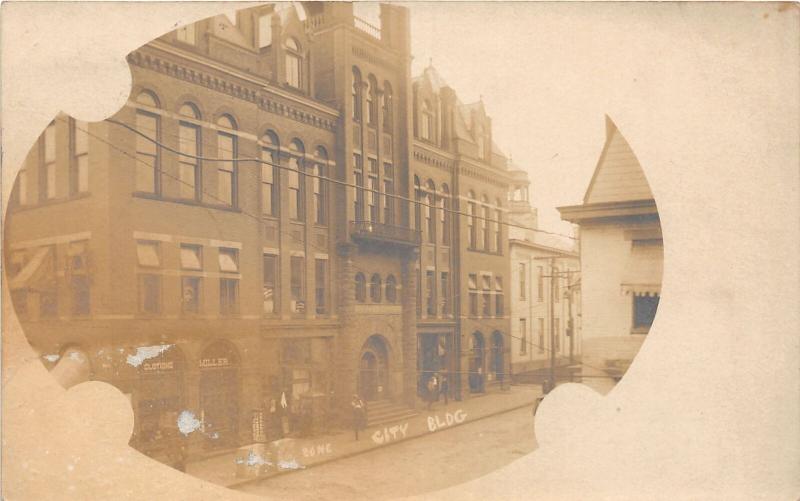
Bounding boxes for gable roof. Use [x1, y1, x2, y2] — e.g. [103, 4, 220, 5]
[583, 116, 654, 204]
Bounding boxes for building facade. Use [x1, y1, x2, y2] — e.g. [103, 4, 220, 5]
[558, 116, 662, 394]
[4, 2, 512, 460]
[507, 169, 581, 381]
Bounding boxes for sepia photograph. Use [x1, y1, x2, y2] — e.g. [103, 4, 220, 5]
[1, 2, 797, 500]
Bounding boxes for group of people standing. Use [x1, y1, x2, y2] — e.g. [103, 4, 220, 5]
[424, 373, 450, 410]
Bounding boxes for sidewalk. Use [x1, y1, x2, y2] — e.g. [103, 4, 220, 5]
[185, 384, 542, 489]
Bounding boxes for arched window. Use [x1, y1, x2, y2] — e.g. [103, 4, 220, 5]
[352, 67, 363, 121]
[178, 103, 201, 200]
[425, 180, 436, 242]
[260, 131, 280, 216]
[494, 199, 503, 253]
[413, 176, 422, 231]
[367, 75, 378, 126]
[481, 195, 490, 251]
[369, 273, 382, 302]
[382, 81, 393, 132]
[440, 184, 450, 245]
[382, 162, 395, 225]
[285, 37, 302, 89]
[135, 91, 161, 194]
[385, 275, 397, 303]
[421, 100, 433, 141]
[467, 191, 477, 249]
[355, 273, 366, 303]
[313, 146, 328, 225]
[288, 139, 305, 220]
[216, 114, 238, 207]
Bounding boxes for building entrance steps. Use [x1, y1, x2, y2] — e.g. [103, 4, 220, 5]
[365, 399, 418, 427]
[184, 384, 543, 489]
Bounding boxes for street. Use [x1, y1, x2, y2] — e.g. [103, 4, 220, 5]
[237, 406, 538, 500]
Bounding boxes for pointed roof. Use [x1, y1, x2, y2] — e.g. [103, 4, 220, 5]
[583, 116, 654, 204]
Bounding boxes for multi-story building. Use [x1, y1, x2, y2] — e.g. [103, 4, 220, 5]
[507, 169, 581, 382]
[558, 116, 662, 394]
[3, 2, 511, 460]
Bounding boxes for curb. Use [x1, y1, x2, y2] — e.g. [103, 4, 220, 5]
[227, 395, 538, 490]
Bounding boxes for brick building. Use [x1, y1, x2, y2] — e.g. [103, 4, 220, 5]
[4, 2, 511, 460]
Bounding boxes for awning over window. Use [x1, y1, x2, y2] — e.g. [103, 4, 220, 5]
[621, 243, 663, 296]
[137, 242, 160, 267]
[9, 247, 53, 290]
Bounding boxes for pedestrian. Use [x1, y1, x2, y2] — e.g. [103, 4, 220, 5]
[426, 374, 439, 410]
[351, 394, 367, 441]
[440, 374, 449, 406]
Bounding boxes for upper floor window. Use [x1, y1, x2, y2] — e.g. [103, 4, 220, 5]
[481, 196, 491, 251]
[216, 115, 237, 207]
[71, 119, 89, 195]
[440, 184, 450, 245]
[494, 201, 503, 253]
[135, 91, 161, 194]
[313, 147, 328, 225]
[413, 176, 422, 231]
[41, 121, 56, 201]
[421, 100, 433, 141]
[352, 67, 363, 121]
[288, 139, 305, 221]
[385, 274, 397, 303]
[258, 14, 272, 48]
[260, 131, 280, 217]
[382, 81, 393, 132]
[467, 191, 477, 249]
[367, 76, 378, 126]
[176, 23, 196, 45]
[353, 153, 364, 220]
[285, 37, 302, 89]
[178, 103, 201, 200]
[495, 276, 504, 317]
[519, 263, 527, 300]
[369, 273, 382, 302]
[355, 272, 366, 303]
[383, 163, 394, 225]
[633, 294, 660, 332]
[425, 180, 436, 243]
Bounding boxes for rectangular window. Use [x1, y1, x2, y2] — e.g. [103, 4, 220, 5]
[261, 148, 279, 216]
[481, 275, 492, 317]
[286, 53, 301, 88]
[554, 268, 560, 303]
[219, 278, 239, 315]
[315, 258, 328, 315]
[290, 256, 305, 312]
[72, 119, 89, 194]
[139, 274, 162, 314]
[176, 23, 196, 44]
[383, 163, 394, 225]
[135, 111, 159, 193]
[538, 318, 545, 353]
[354, 162, 364, 220]
[537, 266, 544, 302]
[181, 276, 201, 314]
[495, 276, 504, 317]
[468, 202, 477, 249]
[136, 241, 161, 268]
[633, 295, 660, 331]
[368, 175, 379, 223]
[468, 273, 478, 316]
[179, 122, 200, 199]
[43, 122, 56, 200]
[481, 206, 490, 251]
[440, 271, 450, 316]
[180, 244, 202, 270]
[495, 209, 502, 253]
[257, 15, 271, 48]
[313, 165, 326, 225]
[425, 270, 435, 317]
[263, 254, 278, 314]
[217, 132, 236, 207]
[519, 263, 527, 300]
[520, 318, 527, 355]
[218, 248, 239, 273]
[288, 157, 304, 220]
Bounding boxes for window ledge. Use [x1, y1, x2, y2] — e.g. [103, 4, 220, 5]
[133, 192, 241, 213]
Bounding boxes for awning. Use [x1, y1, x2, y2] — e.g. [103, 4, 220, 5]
[621, 243, 663, 296]
[8, 247, 52, 290]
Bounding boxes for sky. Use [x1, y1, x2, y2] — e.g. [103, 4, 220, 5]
[401, 2, 637, 236]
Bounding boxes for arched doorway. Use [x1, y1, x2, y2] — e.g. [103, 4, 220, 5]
[358, 335, 390, 401]
[135, 344, 184, 454]
[199, 341, 240, 449]
[491, 331, 505, 384]
[468, 332, 485, 393]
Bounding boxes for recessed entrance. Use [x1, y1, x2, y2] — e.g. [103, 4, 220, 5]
[199, 340, 240, 449]
[358, 335, 390, 401]
[468, 332, 485, 393]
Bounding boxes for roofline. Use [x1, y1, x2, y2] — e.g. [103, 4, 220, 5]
[558, 199, 658, 224]
[509, 238, 579, 257]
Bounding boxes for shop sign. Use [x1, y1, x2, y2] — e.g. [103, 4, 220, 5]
[200, 357, 230, 368]
[141, 360, 174, 372]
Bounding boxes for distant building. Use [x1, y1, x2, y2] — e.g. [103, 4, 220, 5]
[558, 116, 662, 394]
[508, 168, 580, 382]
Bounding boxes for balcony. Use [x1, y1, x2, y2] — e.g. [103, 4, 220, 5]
[350, 220, 420, 248]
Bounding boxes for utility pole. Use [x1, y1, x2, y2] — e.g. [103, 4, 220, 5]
[548, 257, 556, 393]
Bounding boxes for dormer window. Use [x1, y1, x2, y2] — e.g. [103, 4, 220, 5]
[421, 100, 433, 141]
[258, 14, 272, 48]
[285, 37, 302, 89]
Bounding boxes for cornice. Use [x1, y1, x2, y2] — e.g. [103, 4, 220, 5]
[129, 42, 339, 132]
[412, 147, 455, 173]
